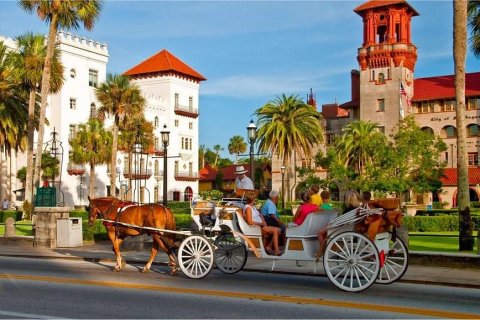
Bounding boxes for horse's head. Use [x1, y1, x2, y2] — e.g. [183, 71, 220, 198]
[87, 196, 118, 225]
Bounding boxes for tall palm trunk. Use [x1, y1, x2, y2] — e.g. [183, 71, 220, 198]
[25, 89, 36, 213]
[34, 13, 59, 190]
[109, 123, 118, 196]
[453, 0, 473, 250]
[88, 162, 96, 199]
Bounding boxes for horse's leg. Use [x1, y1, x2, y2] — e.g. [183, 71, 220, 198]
[156, 236, 178, 276]
[109, 231, 125, 272]
[141, 235, 159, 273]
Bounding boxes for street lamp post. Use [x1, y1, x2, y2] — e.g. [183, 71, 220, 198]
[247, 120, 257, 185]
[281, 165, 286, 212]
[161, 124, 170, 207]
[134, 139, 142, 203]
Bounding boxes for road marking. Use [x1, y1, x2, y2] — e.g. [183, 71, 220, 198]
[0, 310, 68, 319]
[1, 273, 478, 319]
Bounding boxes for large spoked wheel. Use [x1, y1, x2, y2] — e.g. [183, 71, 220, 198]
[178, 235, 214, 279]
[376, 236, 408, 284]
[324, 231, 380, 292]
[214, 235, 247, 274]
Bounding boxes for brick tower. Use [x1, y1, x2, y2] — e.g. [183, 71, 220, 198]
[354, 0, 418, 134]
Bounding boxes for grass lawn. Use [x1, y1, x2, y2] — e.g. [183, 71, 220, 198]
[409, 231, 478, 253]
[0, 221, 34, 236]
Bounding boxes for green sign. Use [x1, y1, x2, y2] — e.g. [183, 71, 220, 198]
[35, 187, 56, 207]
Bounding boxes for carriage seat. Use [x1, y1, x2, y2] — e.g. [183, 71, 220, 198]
[234, 210, 262, 236]
[286, 211, 338, 238]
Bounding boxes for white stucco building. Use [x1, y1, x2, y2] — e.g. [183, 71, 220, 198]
[1, 33, 204, 207]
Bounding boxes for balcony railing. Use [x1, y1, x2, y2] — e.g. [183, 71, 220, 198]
[174, 104, 199, 118]
[123, 168, 152, 180]
[174, 171, 198, 181]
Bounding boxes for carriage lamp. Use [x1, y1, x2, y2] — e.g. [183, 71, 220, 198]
[281, 165, 286, 212]
[161, 124, 170, 206]
[247, 120, 257, 183]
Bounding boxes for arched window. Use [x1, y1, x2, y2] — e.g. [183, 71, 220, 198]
[420, 127, 434, 135]
[441, 125, 457, 139]
[467, 124, 478, 137]
[90, 103, 96, 118]
[378, 73, 385, 84]
[184, 186, 193, 201]
[154, 116, 159, 128]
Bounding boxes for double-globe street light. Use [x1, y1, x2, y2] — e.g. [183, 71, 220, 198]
[247, 120, 257, 185]
[161, 124, 170, 207]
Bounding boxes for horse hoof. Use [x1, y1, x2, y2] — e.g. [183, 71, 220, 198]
[112, 267, 121, 272]
[140, 268, 149, 273]
[169, 269, 178, 276]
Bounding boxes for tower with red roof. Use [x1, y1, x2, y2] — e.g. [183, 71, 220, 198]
[354, 0, 418, 134]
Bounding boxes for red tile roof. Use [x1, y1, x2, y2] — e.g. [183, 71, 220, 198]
[413, 72, 480, 101]
[339, 99, 360, 109]
[354, 0, 419, 16]
[321, 104, 350, 119]
[199, 164, 217, 181]
[441, 167, 480, 186]
[124, 49, 206, 81]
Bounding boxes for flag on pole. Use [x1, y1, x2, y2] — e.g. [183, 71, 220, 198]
[400, 82, 412, 108]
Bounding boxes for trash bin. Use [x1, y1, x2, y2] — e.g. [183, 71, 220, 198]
[57, 217, 83, 247]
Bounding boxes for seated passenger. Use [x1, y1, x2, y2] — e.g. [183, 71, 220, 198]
[243, 195, 282, 256]
[320, 190, 334, 210]
[292, 190, 319, 226]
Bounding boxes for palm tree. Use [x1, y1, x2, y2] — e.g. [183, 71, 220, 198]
[468, 0, 480, 57]
[69, 118, 112, 199]
[18, 0, 103, 191]
[335, 120, 386, 176]
[255, 94, 323, 167]
[228, 135, 246, 164]
[454, 0, 473, 251]
[8, 32, 64, 206]
[212, 144, 223, 168]
[198, 144, 206, 169]
[117, 115, 154, 201]
[96, 73, 146, 196]
[0, 41, 28, 155]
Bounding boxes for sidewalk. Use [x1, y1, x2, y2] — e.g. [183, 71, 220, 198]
[0, 238, 479, 289]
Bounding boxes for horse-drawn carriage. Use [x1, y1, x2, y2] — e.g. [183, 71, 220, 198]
[88, 193, 408, 293]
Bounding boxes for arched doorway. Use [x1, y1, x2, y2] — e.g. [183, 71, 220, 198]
[184, 186, 193, 202]
[453, 188, 479, 207]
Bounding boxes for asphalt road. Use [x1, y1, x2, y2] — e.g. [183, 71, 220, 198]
[0, 256, 479, 319]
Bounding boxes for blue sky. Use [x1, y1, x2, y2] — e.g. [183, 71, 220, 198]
[1, 0, 478, 159]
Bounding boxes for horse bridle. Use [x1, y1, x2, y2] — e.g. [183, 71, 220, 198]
[88, 199, 119, 221]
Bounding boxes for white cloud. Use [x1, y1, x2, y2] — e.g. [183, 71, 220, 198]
[202, 67, 346, 98]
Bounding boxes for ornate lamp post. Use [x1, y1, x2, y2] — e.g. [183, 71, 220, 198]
[133, 135, 143, 203]
[281, 165, 286, 212]
[247, 120, 257, 184]
[161, 124, 170, 207]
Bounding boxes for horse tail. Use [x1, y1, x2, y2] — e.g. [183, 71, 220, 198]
[161, 206, 177, 247]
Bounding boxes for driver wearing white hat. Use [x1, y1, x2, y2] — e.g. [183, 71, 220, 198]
[234, 165, 254, 190]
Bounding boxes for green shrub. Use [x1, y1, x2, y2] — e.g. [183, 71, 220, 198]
[199, 190, 224, 200]
[167, 201, 191, 210]
[0, 210, 23, 222]
[174, 213, 191, 229]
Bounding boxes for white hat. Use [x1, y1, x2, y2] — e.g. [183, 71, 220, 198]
[235, 165, 248, 174]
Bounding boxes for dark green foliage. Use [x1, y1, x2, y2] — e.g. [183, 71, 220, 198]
[0, 210, 23, 223]
[404, 215, 480, 232]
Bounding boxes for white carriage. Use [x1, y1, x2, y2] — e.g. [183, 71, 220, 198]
[179, 195, 409, 292]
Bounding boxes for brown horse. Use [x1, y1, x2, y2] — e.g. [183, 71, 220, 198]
[88, 197, 178, 275]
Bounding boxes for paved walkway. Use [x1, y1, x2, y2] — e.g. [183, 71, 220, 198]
[0, 240, 479, 289]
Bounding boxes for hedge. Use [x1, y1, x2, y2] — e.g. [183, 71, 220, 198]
[0, 210, 23, 223]
[416, 209, 480, 216]
[404, 215, 480, 232]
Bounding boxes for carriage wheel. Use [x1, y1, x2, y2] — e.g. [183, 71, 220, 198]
[376, 236, 408, 284]
[214, 235, 247, 274]
[178, 235, 214, 279]
[323, 231, 380, 292]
